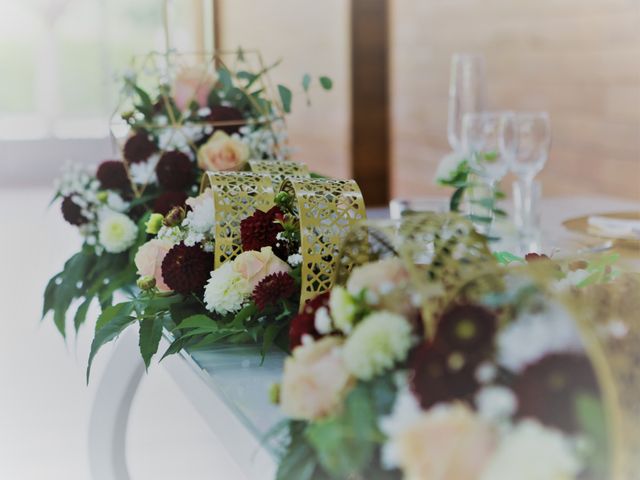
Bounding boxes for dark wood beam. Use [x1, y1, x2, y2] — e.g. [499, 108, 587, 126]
[350, 0, 390, 206]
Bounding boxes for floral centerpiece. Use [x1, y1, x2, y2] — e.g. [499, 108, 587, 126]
[43, 50, 332, 342]
[271, 213, 636, 480]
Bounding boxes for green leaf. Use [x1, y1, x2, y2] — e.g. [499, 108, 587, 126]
[260, 323, 283, 360]
[87, 302, 136, 382]
[217, 67, 233, 90]
[305, 383, 378, 477]
[174, 314, 217, 331]
[301, 74, 312, 92]
[277, 84, 293, 113]
[319, 76, 333, 90]
[139, 316, 164, 369]
[276, 423, 322, 480]
[42, 274, 61, 319]
[73, 297, 93, 332]
[467, 214, 493, 224]
[493, 251, 526, 265]
[450, 186, 466, 212]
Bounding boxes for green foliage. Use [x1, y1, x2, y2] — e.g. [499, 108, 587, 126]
[278, 84, 293, 113]
[319, 76, 333, 90]
[281, 375, 398, 479]
[43, 246, 137, 338]
[87, 301, 136, 381]
[576, 253, 620, 288]
[493, 251, 526, 265]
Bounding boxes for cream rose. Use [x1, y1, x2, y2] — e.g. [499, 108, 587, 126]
[134, 239, 174, 292]
[197, 130, 249, 172]
[280, 336, 354, 420]
[232, 246, 290, 290]
[172, 66, 216, 111]
[346, 258, 416, 317]
[394, 404, 497, 480]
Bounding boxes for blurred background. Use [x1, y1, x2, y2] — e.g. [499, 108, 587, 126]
[1, 0, 638, 201]
[0, 1, 638, 479]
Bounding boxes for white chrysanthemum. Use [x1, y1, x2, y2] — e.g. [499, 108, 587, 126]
[129, 154, 160, 185]
[435, 151, 465, 184]
[480, 420, 582, 480]
[98, 212, 138, 253]
[203, 262, 252, 315]
[343, 311, 413, 380]
[329, 286, 358, 334]
[498, 302, 584, 373]
[184, 188, 215, 233]
[475, 386, 517, 423]
[378, 379, 423, 469]
[314, 307, 333, 334]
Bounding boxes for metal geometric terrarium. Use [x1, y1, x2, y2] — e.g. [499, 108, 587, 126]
[110, 49, 291, 197]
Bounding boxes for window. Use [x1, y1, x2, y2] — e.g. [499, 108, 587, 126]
[0, 0, 211, 140]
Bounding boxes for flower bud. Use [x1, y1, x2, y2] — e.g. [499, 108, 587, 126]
[268, 383, 281, 405]
[137, 275, 156, 291]
[163, 206, 185, 227]
[274, 191, 293, 210]
[96, 191, 109, 203]
[145, 213, 164, 234]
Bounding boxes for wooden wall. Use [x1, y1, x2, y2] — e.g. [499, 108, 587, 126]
[217, 0, 351, 179]
[391, 0, 640, 201]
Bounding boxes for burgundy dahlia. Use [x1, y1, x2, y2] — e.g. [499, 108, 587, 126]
[289, 291, 331, 350]
[252, 272, 297, 311]
[153, 191, 188, 216]
[61, 195, 88, 226]
[434, 304, 497, 360]
[96, 160, 130, 192]
[240, 206, 286, 258]
[155, 150, 193, 190]
[123, 131, 158, 164]
[161, 243, 213, 294]
[204, 105, 245, 135]
[409, 341, 480, 410]
[514, 353, 599, 433]
[525, 252, 550, 262]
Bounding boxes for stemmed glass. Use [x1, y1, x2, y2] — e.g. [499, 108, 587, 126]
[447, 54, 488, 153]
[500, 112, 551, 235]
[461, 112, 511, 235]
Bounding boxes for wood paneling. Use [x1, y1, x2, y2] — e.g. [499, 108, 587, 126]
[391, 0, 640, 201]
[217, 0, 350, 180]
[351, 0, 390, 205]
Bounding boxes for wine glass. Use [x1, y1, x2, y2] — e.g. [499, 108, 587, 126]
[447, 54, 488, 153]
[500, 112, 551, 234]
[461, 112, 511, 235]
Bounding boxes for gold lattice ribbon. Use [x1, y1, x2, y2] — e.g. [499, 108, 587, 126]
[280, 177, 367, 308]
[201, 171, 275, 268]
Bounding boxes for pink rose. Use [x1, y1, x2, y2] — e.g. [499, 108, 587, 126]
[346, 258, 417, 318]
[395, 405, 497, 480]
[280, 337, 353, 420]
[232, 246, 290, 290]
[172, 66, 216, 111]
[134, 239, 174, 292]
[197, 131, 249, 172]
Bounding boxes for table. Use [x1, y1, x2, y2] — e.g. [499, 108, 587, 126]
[88, 195, 640, 480]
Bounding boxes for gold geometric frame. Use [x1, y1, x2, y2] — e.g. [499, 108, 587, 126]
[111, 49, 290, 198]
